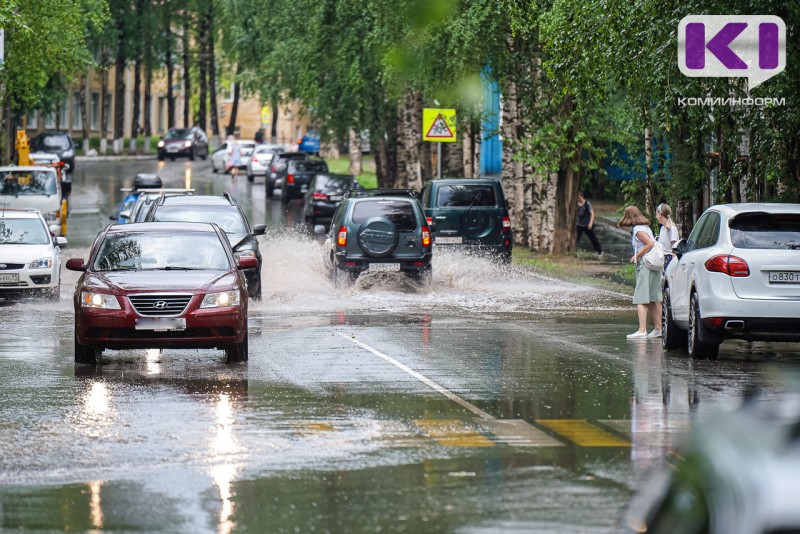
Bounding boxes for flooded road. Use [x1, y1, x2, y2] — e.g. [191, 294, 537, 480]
[2, 159, 800, 532]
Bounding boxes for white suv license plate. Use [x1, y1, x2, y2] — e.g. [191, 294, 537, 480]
[768, 271, 800, 284]
[436, 236, 463, 244]
[0, 274, 19, 283]
[369, 263, 400, 272]
[135, 318, 187, 331]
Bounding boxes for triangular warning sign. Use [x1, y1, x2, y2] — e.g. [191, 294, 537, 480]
[425, 114, 454, 139]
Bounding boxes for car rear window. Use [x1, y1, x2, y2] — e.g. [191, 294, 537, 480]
[0, 218, 50, 244]
[153, 205, 247, 234]
[436, 184, 497, 207]
[292, 161, 328, 173]
[164, 129, 192, 140]
[0, 170, 58, 196]
[352, 200, 418, 231]
[38, 135, 72, 150]
[316, 175, 353, 189]
[93, 231, 230, 271]
[730, 213, 800, 249]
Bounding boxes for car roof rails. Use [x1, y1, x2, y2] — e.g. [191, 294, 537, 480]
[344, 188, 419, 199]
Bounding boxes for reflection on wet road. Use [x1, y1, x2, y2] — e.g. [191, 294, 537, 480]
[1, 160, 800, 532]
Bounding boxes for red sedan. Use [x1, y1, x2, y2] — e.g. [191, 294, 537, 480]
[66, 222, 257, 364]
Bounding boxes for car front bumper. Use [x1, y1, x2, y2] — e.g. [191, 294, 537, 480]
[0, 265, 60, 291]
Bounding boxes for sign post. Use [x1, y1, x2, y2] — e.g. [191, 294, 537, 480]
[422, 108, 457, 178]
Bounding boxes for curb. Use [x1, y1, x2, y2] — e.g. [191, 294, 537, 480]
[76, 155, 158, 162]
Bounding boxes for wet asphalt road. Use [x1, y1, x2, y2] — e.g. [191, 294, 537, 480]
[2, 158, 800, 533]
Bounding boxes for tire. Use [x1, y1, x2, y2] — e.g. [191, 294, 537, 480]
[247, 173, 255, 183]
[249, 276, 262, 301]
[157, 154, 165, 161]
[225, 325, 248, 363]
[74, 332, 99, 365]
[189, 147, 196, 161]
[200, 149, 208, 161]
[169, 156, 175, 161]
[412, 266, 433, 285]
[211, 160, 217, 173]
[662, 286, 685, 351]
[266, 182, 274, 198]
[688, 292, 720, 360]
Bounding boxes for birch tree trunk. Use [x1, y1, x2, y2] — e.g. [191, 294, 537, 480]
[501, 78, 524, 243]
[79, 74, 90, 155]
[113, 17, 126, 154]
[394, 90, 422, 189]
[197, 14, 208, 133]
[129, 58, 141, 154]
[348, 129, 362, 176]
[443, 138, 463, 177]
[182, 16, 191, 127]
[644, 125, 655, 216]
[207, 8, 220, 146]
[100, 66, 108, 154]
[143, 63, 152, 154]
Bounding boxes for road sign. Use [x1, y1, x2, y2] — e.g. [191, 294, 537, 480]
[423, 108, 456, 142]
[261, 105, 271, 124]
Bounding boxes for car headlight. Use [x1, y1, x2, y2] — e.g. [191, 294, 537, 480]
[157, 140, 165, 148]
[63, 149, 75, 158]
[184, 141, 192, 148]
[81, 291, 121, 309]
[29, 257, 53, 269]
[201, 291, 241, 308]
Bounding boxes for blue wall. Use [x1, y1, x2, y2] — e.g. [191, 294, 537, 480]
[480, 69, 502, 176]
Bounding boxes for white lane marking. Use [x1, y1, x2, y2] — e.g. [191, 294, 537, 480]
[339, 333, 495, 420]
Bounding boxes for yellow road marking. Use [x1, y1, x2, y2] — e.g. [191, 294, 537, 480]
[480, 419, 564, 447]
[414, 420, 495, 447]
[536, 419, 630, 447]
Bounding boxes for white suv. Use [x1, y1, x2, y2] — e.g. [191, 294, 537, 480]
[662, 203, 800, 359]
[0, 166, 63, 235]
[0, 209, 67, 299]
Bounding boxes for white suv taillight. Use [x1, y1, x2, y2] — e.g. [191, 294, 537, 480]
[705, 255, 750, 277]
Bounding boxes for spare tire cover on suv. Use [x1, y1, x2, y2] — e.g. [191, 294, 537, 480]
[357, 217, 399, 257]
[460, 211, 495, 239]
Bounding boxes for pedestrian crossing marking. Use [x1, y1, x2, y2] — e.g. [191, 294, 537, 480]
[414, 420, 495, 447]
[536, 419, 630, 447]
[480, 419, 565, 447]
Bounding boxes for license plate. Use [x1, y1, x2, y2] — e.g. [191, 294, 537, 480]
[768, 271, 800, 284]
[369, 263, 400, 272]
[329, 195, 343, 201]
[135, 318, 187, 331]
[0, 273, 19, 283]
[167, 146, 179, 152]
[436, 236, 463, 244]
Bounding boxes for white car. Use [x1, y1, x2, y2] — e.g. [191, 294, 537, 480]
[246, 144, 285, 183]
[0, 166, 63, 235]
[210, 140, 257, 173]
[662, 203, 800, 359]
[0, 209, 67, 299]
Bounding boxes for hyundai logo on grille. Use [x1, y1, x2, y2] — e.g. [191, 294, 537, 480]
[153, 301, 168, 310]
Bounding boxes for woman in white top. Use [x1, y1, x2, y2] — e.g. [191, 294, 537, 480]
[618, 205, 662, 340]
[656, 203, 679, 272]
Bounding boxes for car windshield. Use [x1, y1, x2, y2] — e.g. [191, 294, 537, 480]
[0, 170, 58, 196]
[293, 161, 328, 173]
[152, 205, 247, 234]
[730, 213, 800, 249]
[436, 184, 497, 208]
[352, 200, 418, 231]
[0, 218, 50, 244]
[164, 129, 192, 140]
[93, 231, 230, 271]
[37, 135, 71, 150]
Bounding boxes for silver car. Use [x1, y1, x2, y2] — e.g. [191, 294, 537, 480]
[246, 144, 285, 183]
[662, 203, 800, 359]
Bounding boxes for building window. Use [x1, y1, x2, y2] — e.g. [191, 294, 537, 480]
[72, 92, 82, 130]
[103, 93, 111, 133]
[90, 92, 100, 131]
[27, 111, 38, 129]
[44, 110, 55, 129]
[58, 97, 68, 130]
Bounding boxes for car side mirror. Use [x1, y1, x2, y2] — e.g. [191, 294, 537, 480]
[237, 256, 259, 269]
[673, 239, 687, 259]
[252, 224, 267, 236]
[65, 258, 86, 271]
[55, 237, 68, 246]
[313, 225, 326, 235]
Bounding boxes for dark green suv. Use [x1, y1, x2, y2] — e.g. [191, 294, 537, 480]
[419, 178, 512, 262]
[317, 192, 433, 285]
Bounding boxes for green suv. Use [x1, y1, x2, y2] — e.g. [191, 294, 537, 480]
[419, 178, 512, 262]
[317, 192, 433, 285]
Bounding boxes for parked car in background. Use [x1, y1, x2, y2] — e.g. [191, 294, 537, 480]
[0, 166, 63, 235]
[266, 152, 309, 198]
[623, 391, 800, 534]
[110, 173, 163, 224]
[145, 193, 266, 300]
[276, 158, 329, 205]
[317, 192, 433, 286]
[419, 178, 512, 263]
[66, 222, 254, 364]
[157, 127, 209, 161]
[661, 203, 800, 359]
[302, 174, 361, 227]
[128, 188, 194, 223]
[30, 131, 76, 172]
[210, 140, 257, 173]
[246, 144, 284, 183]
[297, 131, 320, 155]
[0, 209, 67, 299]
